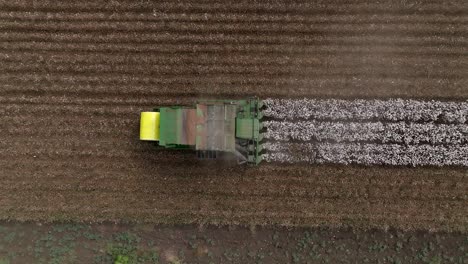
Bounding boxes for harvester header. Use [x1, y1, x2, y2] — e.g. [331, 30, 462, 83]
[140, 98, 264, 164]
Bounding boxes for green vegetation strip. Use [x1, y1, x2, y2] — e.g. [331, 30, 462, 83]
[0, 222, 466, 264]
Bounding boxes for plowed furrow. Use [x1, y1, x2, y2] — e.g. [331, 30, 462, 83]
[1, 190, 465, 229]
[0, 178, 465, 202]
[1, 190, 465, 218]
[2, 20, 468, 36]
[3, 31, 468, 44]
[1, 73, 466, 90]
[0, 103, 142, 116]
[0, 93, 197, 106]
[3, 51, 468, 67]
[5, 208, 462, 231]
[2, 81, 468, 99]
[1, 42, 466, 55]
[2, 64, 467, 79]
[1, 11, 468, 24]
[0, 159, 464, 189]
[0, 1, 466, 14]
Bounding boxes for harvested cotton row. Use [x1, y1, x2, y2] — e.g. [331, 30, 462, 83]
[263, 120, 468, 145]
[263, 142, 468, 166]
[264, 98, 468, 124]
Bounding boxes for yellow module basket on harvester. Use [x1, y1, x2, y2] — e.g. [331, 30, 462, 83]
[139, 112, 160, 141]
[139, 98, 264, 164]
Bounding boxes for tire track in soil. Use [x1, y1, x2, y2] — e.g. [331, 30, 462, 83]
[0, 177, 465, 203]
[1, 190, 466, 230]
[1, 0, 467, 231]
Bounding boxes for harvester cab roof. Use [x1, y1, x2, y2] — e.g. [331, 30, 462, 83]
[139, 98, 264, 165]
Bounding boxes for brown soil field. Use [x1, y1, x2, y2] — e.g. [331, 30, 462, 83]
[0, 0, 467, 232]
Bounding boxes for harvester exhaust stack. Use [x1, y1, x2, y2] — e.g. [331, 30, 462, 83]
[139, 98, 264, 165]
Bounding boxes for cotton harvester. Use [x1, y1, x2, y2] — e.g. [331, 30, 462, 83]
[139, 98, 264, 164]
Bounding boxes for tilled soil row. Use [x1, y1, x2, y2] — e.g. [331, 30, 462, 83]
[4, 61, 468, 78]
[3, 52, 468, 67]
[1, 188, 466, 231]
[0, 175, 465, 202]
[1, 1, 467, 13]
[2, 11, 468, 23]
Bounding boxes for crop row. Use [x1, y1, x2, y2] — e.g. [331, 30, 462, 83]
[264, 142, 468, 166]
[264, 98, 468, 123]
[264, 120, 467, 144]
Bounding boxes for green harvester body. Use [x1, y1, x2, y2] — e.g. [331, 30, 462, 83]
[140, 98, 264, 164]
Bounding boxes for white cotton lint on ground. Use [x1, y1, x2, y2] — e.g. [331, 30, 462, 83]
[263, 98, 468, 166]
